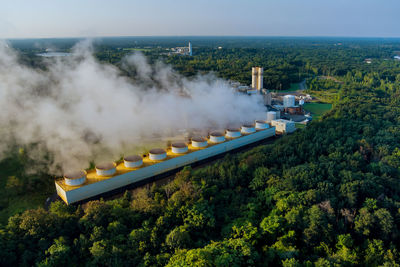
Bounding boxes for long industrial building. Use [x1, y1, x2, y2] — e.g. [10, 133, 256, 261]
[56, 123, 276, 204]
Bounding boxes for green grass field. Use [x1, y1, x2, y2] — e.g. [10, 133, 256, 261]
[306, 90, 338, 103]
[273, 83, 300, 93]
[303, 102, 332, 120]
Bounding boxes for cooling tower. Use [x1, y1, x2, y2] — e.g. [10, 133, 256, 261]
[191, 137, 208, 148]
[149, 148, 167, 160]
[171, 142, 189, 154]
[96, 162, 117, 176]
[241, 123, 256, 134]
[64, 171, 87, 186]
[255, 120, 269, 130]
[123, 155, 143, 168]
[226, 128, 241, 138]
[209, 131, 225, 143]
[55, 126, 277, 204]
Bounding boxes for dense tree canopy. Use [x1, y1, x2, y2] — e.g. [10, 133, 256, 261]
[1, 37, 400, 266]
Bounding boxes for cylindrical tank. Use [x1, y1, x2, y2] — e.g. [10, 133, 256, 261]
[96, 162, 117, 176]
[283, 95, 295, 108]
[255, 120, 269, 130]
[149, 148, 167, 160]
[241, 124, 256, 134]
[123, 155, 143, 168]
[64, 170, 86, 186]
[226, 128, 241, 138]
[209, 131, 225, 143]
[191, 137, 208, 148]
[267, 111, 277, 122]
[171, 142, 188, 154]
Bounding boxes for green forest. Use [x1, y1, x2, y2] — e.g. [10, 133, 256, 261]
[1, 37, 400, 266]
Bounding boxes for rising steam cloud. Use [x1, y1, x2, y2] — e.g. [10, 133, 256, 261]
[0, 40, 266, 174]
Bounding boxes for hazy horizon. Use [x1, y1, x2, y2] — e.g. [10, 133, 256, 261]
[1, 0, 399, 39]
[6, 35, 400, 41]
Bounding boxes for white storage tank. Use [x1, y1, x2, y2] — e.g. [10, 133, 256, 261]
[241, 124, 256, 134]
[255, 120, 269, 130]
[64, 171, 87, 186]
[191, 137, 208, 148]
[226, 128, 241, 138]
[96, 162, 117, 176]
[123, 155, 143, 168]
[283, 95, 295, 108]
[171, 142, 189, 154]
[149, 148, 167, 160]
[209, 131, 225, 143]
[266, 111, 277, 122]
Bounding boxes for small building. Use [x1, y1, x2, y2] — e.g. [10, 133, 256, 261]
[273, 104, 285, 111]
[271, 119, 296, 133]
[285, 105, 303, 115]
[262, 89, 272, 105]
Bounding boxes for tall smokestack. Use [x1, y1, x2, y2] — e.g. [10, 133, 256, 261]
[188, 42, 192, 56]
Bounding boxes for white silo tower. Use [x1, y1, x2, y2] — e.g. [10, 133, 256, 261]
[188, 42, 192, 56]
[251, 67, 263, 90]
[252, 67, 257, 89]
[257, 67, 263, 90]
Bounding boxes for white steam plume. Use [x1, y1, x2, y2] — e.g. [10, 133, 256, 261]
[0, 40, 266, 175]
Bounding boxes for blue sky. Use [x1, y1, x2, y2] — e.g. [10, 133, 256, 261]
[1, 0, 399, 38]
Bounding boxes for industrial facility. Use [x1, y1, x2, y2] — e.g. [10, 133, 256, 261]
[54, 64, 308, 205]
[56, 122, 277, 204]
[231, 67, 312, 123]
[169, 42, 192, 56]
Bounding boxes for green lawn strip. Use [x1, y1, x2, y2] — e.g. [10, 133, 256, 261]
[303, 102, 332, 120]
[272, 83, 300, 93]
[295, 123, 306, 129]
